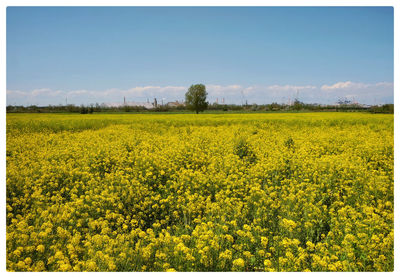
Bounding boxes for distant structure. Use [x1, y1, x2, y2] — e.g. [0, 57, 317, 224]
[102, 98, 184, 109]
[337, 97, 352, 105]
[103, 100, 154, 109]
[166, 100, 184, 108]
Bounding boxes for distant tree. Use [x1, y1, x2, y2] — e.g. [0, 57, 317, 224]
[185, 84, 208, 114]
[66, 104, 77, 113]
[80, 105, 88, 114]
[95, 103, 101, 112]
[293, 98, 304, 111]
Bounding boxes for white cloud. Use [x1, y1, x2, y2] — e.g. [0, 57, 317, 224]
[6, 86, 188, 106]
[267, 85, 317, 91]
[32, 88, 62, 97]
[318, 81, 393, 104]
[66, 90, 91, 96]
[6, 81, 393, 106]
[206, 84, 243, 95]
[7, 90, 27, 96]
[321, 81, 368, 90]
[320, 81, 393, 91]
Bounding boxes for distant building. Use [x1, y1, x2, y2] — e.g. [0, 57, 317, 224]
[166, 101, 184, 108]
[102, 101, 155, 109]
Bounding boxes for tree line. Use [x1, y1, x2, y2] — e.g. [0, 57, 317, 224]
[6, 102, 394, 114]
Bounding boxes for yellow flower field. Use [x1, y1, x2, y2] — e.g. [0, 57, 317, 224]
[6, 112, 393, 271]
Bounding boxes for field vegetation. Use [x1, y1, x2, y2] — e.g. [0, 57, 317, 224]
[6, 102, 394, 114]
[6, 112, 393, 271]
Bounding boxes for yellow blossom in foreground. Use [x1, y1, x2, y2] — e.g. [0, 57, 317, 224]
[6, 113, 393, 272]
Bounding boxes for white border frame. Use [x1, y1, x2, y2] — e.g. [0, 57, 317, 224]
[1, 1, 398, 277]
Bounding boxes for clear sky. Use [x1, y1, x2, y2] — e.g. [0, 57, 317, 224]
[7, 6, 394, 105]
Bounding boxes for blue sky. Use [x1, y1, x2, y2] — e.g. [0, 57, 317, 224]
[7, 7, 394, 105]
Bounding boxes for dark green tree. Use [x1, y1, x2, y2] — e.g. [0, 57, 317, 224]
[292, 98, 304, 111]
[185, 84, 208, 114]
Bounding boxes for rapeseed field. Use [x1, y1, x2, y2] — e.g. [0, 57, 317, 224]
[6, 112, 393, 271]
